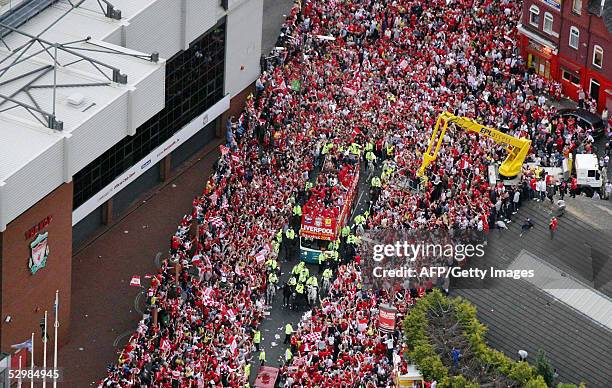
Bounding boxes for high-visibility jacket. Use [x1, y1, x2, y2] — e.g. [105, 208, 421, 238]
[318, 252, 327, 265]
[341, 225, 351, 237]
[286, 229, 295, 240]
[386, 145, 394, 156]
[306, 276, 318, 287]
[365, 142, 374, 152]
[305, 181, 314, 191]
[298, 271, 308, 283]
[371, 177, 382, 188]
[292, 204, 302, 216]
[259, 350, 266, 362]
[288, 277, 297, 286]
[266, 259, 277, 269]
[253, 331, 261, 344]
[354, 214, 366, 225]
[366, 151, 376, 161]
[330, 251, 339, 262]
[323, 268, 333, 279]
[269, 273, 278, 284]
[276, 230, 283, 242]
[285, 323, 293, 335]
[285, 348, 293, 362]
[296, 283, 304, 294]
[291, 264, 301, 275]
[272, 241, 280, 253]
[328, 240, 339, 250]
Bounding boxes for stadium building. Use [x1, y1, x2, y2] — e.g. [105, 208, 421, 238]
[0, 0, 263, 354]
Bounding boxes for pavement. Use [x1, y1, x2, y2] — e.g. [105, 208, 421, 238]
[262, 0, 294, 56]
[60, 140, 223, 386]
[452, 196, 612, 387]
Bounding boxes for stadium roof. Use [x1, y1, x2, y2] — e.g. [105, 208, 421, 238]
[0, 0, 166, 230]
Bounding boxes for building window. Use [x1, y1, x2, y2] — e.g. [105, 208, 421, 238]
[592, 45, 603, 68]
[561, 69, 580, 85]
[543, 13, 554, 35]
[529, 5, 540, 27]
[72, 21, 227, 209]
[572, 0, 582, 14]
[569, 27, 579, 49]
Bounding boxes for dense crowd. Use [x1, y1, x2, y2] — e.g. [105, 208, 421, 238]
[280, 263, 413, 388]
[101, 0, 609, 386]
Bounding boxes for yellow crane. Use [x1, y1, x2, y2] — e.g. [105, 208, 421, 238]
[418, 111, 531, 178]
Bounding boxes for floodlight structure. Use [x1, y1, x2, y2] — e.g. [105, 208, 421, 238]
[0, 0, 158, 130]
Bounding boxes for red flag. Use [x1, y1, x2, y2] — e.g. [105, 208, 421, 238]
[130, 276, 141, 287]
[219, 145, 230, 155]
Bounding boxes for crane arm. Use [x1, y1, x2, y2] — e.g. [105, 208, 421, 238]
[418, 111, 531, 178]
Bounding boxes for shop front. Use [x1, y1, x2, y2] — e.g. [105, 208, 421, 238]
[526, 39, 558, 79]
[517, 24, 558, 80]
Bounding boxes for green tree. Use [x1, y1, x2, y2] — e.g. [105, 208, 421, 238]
[508, 360, 536, 384]
[556, 384, 578, 388]
[525, 376, 549, 388]
[535, 350, 555, 387]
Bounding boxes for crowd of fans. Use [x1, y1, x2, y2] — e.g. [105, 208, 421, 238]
[280, 263, 414, 387]
[101, 0, 609, 386]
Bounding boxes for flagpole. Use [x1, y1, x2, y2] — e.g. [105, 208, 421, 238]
[30, 332, 34, 388]
[53, 290, 59, 388]
[17, 354, 22, 388]
[43, 310, 48, 388]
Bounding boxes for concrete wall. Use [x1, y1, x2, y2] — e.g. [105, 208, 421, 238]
[224, 0, 263, 98]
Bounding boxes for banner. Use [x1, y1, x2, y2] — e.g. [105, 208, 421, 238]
[378, 304, 398, 332]
[73, 95, 230, 225]
[540, 0, 560, 11]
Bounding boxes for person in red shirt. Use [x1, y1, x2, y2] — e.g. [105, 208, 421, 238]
[549, 217, 558, 239]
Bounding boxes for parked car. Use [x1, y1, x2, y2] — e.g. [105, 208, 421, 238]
[557, 108, 606, 138]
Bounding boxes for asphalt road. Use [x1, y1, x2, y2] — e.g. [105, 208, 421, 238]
[262, 0, 294, 56]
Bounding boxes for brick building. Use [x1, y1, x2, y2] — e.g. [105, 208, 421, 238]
[518, 0, 612, 112]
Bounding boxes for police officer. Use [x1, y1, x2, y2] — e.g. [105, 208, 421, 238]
[366, 149, 376, 171]
[265, 257, 278, 273]
[284, 323, 293, 344]
[287, 276, 297, 287]
[295, 282, 304, 309]
[298, 267, 309, 284]
[284, 227, 296, 260]
[259, 349, 266, 366]
[371, 175, 382, 204]
[322, 267, 333, 282]
[341, 225, 351, 239]
[268, 272, 278, 285]
[285, 348, 293, 364]
[318, 250, 327, 273]
[385, 143, 394, 160]
[353, 213, 366, 228]
[306, 275, 318, 288]
[371, 176, 382, 188]
[253, 329, 261, 351]
[292, 202, 302, 228]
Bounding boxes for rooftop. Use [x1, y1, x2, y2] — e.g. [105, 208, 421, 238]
[0, 0, 166, 230]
